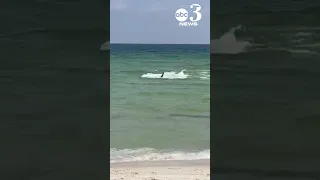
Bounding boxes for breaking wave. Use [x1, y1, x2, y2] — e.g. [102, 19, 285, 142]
[100, 41, 109, 51]
[211, 25, 252, 54]
[211, 25, 320, 56]
[110, 148, 210, 163]
[141, 69, 189, 79]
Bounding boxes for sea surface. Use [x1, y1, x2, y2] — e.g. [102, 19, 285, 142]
[211, 23, 320, 178]
[2, 0, 320, 178]
[109, 44, 210, 163]
[210, 1, 320, 179]
[0, 30, 109, 178]
[0, 0, 110, 178]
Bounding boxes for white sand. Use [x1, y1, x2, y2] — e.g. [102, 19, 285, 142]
[110, 160, 210, 180]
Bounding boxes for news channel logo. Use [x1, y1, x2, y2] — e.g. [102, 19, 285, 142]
[175, 4, 202, 27]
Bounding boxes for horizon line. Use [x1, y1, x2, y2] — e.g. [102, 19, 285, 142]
[110, 43, 210, 45]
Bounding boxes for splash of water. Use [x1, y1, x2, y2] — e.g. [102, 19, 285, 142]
[211, 25, 252, 54]
[110, 148, 210, 163]
[141, 70, 189, 79]
[100, 41, 109, 51]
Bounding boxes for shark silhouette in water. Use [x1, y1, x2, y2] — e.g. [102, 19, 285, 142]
[161, 72, 164, 77]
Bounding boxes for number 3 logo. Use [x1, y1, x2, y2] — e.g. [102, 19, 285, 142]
[189, 4, 202, 22]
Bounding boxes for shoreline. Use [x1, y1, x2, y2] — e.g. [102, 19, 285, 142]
[111, 159, 210, 167]
[110, 159, 210, 180]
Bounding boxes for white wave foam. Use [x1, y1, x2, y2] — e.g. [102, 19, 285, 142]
[295, 43, 320, 48]
[100, 41, 109, 51]
[211, 26, 320, 55]
[291, 38, 305, 43]
[110, 148, 210, 163]
[287, 49, 320, 55]
[199, 71, 210, 80]
[211, 25, 252, 54]
[141, 70, 188, 79]
[295, 32, 312, 37]
[253, 47, 320, 55]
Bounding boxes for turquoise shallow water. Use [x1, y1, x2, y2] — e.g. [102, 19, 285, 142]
[110, 44, 210, 162]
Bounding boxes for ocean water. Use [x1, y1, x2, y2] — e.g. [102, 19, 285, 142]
[0, 29, 109, 179]
[210, 3, 320, 179]
[109, 44, 210, 163]
[211, 23, 320, 177]
[1, 0, 110, 178]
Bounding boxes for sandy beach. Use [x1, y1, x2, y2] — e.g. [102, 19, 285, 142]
[110, 160, 210, 180]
